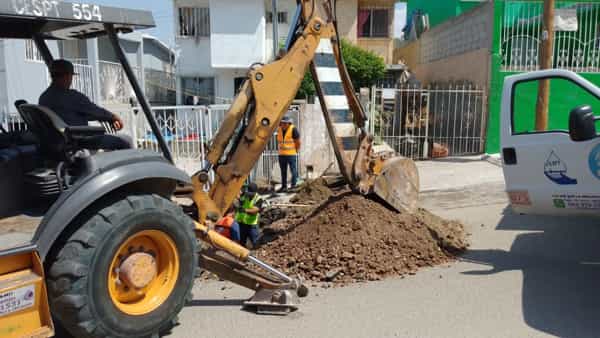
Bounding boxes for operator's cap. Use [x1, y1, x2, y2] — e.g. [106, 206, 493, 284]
[281, 116, 293, 124]
[50, 59, 78, 76]
[246, 183, 258, 193]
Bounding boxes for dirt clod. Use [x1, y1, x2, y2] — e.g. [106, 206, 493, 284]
[257, 179, 468, 285]
[290, 178, 333, 205]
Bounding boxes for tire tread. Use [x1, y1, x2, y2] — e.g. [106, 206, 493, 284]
[46, 194, 198, 338]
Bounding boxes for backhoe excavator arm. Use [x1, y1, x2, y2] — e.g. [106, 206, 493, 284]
[184, 0, 419, 314]
[192, 0, 419, 221]
[193, 0, 329, 220]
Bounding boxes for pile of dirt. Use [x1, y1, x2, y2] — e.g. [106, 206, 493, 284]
[257, 193, 468, 284]
[290, 178, 334, 205]
[260, 178, 335, 228]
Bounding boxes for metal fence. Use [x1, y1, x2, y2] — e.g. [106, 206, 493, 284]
[501, 1, 600, 72]
[370, 84, 487, 160]
[2, 102, 300, 183]
[24, 40, 44, 62]
[72, 63, 97, 102]
[144, 69, 177, 105]
[250, 104, 301, 184]
[122, 104, 300, 182]
[99, 61, 140, 104]
[0, 110, 26, 133]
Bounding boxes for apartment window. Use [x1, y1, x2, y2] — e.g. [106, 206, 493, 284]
[266, 11, 288, 24]
[178, 7, 210, 38]
[25, 40, 43, 62]
[181, 77, 215, 105]
[358, 8, 389, 38]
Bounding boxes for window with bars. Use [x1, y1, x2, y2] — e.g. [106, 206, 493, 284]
[25, 40, 44, 62]
[266, 11, 288, 24]
[178, 7, 210, 38]
[181, 77, 215, 105]
[358, 8, 390, 38]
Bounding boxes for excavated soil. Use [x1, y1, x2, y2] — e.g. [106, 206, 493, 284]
[260, 178, 337, 228]
[290, 178, 334, 205]
[257, 179, 468, 285]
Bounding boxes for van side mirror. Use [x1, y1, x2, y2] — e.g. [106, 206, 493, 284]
[569, 105, 597, 142]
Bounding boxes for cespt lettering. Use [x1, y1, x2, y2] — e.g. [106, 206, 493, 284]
[12, 0, 60, 17]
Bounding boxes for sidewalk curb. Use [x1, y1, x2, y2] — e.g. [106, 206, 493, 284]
[480, 154, 503, 167]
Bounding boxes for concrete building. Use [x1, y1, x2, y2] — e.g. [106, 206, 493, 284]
[173, 0, 398, 103]
[0, 33, 175, 118]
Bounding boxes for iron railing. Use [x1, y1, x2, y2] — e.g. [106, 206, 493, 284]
[120, 104, 301, 182]
[24, 40, 44, 62]
[72, 63, 96, 102]
[370, 83, 487, 159]
[501, 1, 600, 72]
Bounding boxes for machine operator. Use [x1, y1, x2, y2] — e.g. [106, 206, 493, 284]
[39, 59, 132, 150]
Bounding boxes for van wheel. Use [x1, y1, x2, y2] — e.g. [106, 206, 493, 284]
[46, 194, 198, 338]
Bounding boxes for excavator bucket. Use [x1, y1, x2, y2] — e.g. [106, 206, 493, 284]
[373, 156, 420, 213]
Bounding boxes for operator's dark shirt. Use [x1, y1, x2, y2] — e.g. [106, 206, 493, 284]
[39, 84, 113, 126]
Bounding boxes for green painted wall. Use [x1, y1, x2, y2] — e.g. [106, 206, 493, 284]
[405, 0, 486, 28]
[486, 0, 600, 154]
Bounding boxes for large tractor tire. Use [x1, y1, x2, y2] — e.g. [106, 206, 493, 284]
[46, 194, 198, 338]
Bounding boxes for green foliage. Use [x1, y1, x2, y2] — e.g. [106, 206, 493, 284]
[295, 39, 386, 99]
[340, 39, 386, 89]
[297, 71, 316, 99]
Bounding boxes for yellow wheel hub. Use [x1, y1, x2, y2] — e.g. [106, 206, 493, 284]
[108, 230, 180, 316]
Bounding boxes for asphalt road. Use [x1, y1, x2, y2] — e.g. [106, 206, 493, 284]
[172, 183, 600, 338]
[3, 158, 598, 338]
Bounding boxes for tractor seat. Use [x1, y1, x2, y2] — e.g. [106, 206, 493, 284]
[15, 103, 105, 161]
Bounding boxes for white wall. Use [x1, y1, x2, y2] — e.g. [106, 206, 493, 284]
[176, 38, 213, 76]
[264, 0, 297, 59]
[209, 0, 266, 68]
[1, 40, 60, 111]
[215, 68, 248, 99]
[143, 41, 173, 72]
[174, 0, 213, 77]
[174, 0, 276, 101]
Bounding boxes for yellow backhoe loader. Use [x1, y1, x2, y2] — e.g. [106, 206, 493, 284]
[0, 1, 418, 337]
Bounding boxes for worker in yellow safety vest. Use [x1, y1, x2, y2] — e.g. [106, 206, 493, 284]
[234, 183, 269, 248]
[276, 116, 301, 192]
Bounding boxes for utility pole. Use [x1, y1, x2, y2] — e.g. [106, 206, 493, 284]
[272, 0, 279, 59]
[535, 0, 555, 131]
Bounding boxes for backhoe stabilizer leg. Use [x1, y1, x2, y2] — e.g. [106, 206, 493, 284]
[195, 218, 308, 314]
[199, 250, 308, 315]
[244, 288, 300, 315]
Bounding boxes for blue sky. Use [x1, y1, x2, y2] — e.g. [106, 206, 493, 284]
[64, 0, 175, 44]
[73, 1, 407, 45]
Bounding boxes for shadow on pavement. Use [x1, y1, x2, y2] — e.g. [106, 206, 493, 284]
[186, 299, 245, 307]
[462, 207, 600, 338]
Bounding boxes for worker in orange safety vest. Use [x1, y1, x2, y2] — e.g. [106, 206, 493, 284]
[215, 209, 240, 242]
[276, 115, 300, 192]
